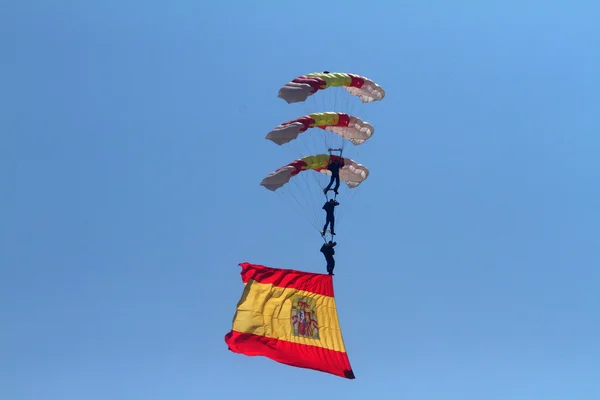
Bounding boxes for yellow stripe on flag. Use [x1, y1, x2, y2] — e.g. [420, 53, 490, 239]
[232, 280, 346, 353]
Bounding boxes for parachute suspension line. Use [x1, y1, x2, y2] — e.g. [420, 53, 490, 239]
[334, 180, 361, 233]
[280, 181, 307, 222]
[276, 188, 320, 235]
[316, 94, 331, 151]
[286, 175, 320, 233]
[306, 169, 330, 232]
[276, 157, 318, 231]
[275, 189, 301, 224]
[297, 172, 320, 231]
[321, 126, 330, 153]
[302, 95, 331, 157]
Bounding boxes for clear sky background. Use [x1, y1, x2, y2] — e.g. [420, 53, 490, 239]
[2, 1, 600, 399]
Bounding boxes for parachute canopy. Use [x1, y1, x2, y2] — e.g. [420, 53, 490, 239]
[266, 112, 374, 146]
[260, 154, 369, 191]
[278, 72, 385, 104]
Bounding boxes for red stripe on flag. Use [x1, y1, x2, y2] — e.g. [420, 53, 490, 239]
[238, 262, 334, 297]
[225, 330, 355, 379]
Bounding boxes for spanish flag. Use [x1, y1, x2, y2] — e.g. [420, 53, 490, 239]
[224, 262, 355, 379]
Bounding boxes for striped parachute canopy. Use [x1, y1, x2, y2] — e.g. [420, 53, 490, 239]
[278, 72, 385, 104]
[266, 112, 374, 146]
[260, 154, 369, 192]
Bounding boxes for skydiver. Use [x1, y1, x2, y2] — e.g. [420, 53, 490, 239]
[323, 155, 345, 196]
[320, 241, 337, 275]
[322, 198, 339, 236]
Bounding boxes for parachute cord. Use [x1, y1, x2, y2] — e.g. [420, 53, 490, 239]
[277, 188, 309, 229]
[304, 178, 322, 231]
[283, 174, 322, 234]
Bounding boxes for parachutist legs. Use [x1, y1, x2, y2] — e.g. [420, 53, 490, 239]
[323, 177, 341, 195]
[320, 241, 336, 276]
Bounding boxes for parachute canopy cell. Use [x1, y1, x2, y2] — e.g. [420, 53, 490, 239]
[278, 72, 385, 104]
[260, 154, 369, 191]
[266, 112, 374, 146]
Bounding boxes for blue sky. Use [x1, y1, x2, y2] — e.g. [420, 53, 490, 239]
[2, 1, 600, 399]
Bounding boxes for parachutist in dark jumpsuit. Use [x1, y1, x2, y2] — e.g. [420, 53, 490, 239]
[322, 199, 339, 236]
[323, 157, 345, 195]
[320, 241, 337, 275]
